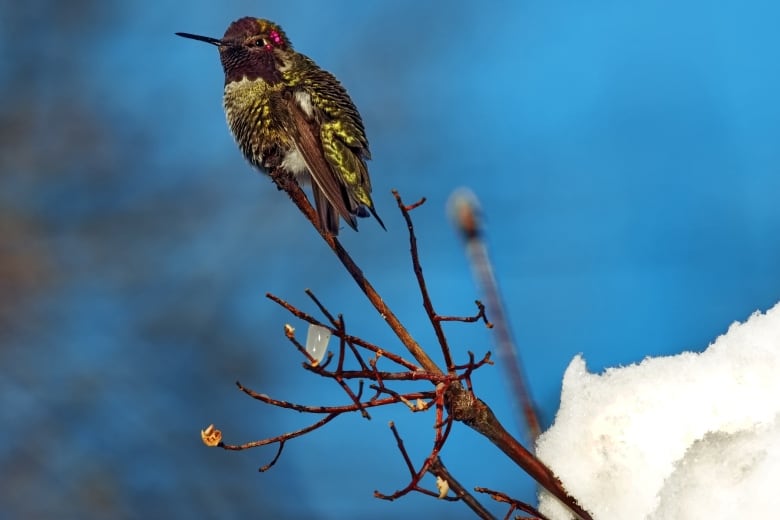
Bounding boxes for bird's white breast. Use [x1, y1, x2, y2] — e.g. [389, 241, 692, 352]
[281, 147, 310, 178]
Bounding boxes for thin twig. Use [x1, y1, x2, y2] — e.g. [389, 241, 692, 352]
[475, 486, 552, 520]
[374, 417, 456, 501]
[428, 457, 496, 520]
[305, 288, 337, 325]
[437, 300, 494, 327]
[236, 380, 432, 413]
[221, 412, 339, 466]
[395, 193, 456, 372]
[267, 292, 420, 371]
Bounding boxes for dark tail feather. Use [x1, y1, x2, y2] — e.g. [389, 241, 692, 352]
[312, 184, 384, 234]
[353, 202, 386, 231]
[366, 204, 386, 231]
[312, 184, 353, 235]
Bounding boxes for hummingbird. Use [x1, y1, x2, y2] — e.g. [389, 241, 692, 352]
[176, 17, 384, 235]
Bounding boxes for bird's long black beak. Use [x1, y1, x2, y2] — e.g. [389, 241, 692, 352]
[175, 32, 223, 46]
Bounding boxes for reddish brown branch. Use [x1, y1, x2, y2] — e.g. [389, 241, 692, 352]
[375, 385, 456, 502]
[369, 385, 435, 412]
[337, 316, 372, 374]
[402, 197, 427, 211]
[302, 367, 446, 382]
[236, 380, 432, 414]
[305, 288, 337, 325]
[436, 300, 494, 327]
[374, 419, 456, 502]
[474, 486, 552, 520]
[220, 412, 339, 470]
[388, 421, 415, 476]
[282, 322, 318, 365]
[267, 292, 420, 371]
[259, 442, 285, 472]
[428, 457, 496, 520]
[446, 387, 592, 520]
[267, 292, 326, 328]
[394, 192, 456, 372]
[334, 317, 348, 373]
[452, 351, 493, 372]
[337, 377, 369, 419]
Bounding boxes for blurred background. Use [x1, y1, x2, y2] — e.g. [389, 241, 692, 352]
[2, 0, 779, 518]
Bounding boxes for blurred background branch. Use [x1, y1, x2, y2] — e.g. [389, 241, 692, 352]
[449, 189, 542, 443]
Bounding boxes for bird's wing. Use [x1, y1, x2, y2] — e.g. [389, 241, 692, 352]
[285, 91, 358, 232]
[302, 68, 385, 229]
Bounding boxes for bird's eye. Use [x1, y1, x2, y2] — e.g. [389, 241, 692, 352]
[256, 39, 268, 47]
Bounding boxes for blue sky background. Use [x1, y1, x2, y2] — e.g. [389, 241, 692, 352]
[2, 1, 779, 518]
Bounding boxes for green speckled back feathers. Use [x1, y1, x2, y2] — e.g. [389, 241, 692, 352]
[177, 17, 383, 235]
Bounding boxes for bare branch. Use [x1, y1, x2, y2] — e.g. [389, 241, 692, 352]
[428, 457, 496, 520]
[282, 322, 318, 365]
[268, 292, 420, 371]
[475, 486, 552, 520]
[394, 191, 456, 372]
[235, 380, 432, 414]
[220, 412, 339, 470]
[436, 300, 494, 327]
[305, 288, 337, 325]
[374, 419, 456, 502]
